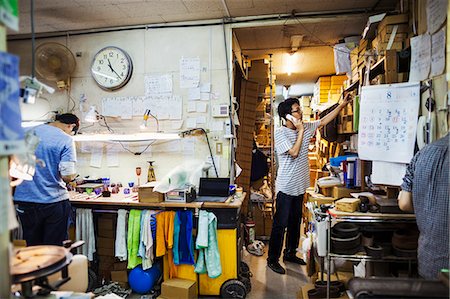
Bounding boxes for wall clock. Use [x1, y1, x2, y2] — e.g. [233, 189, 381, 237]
[91, 46, 133, 91]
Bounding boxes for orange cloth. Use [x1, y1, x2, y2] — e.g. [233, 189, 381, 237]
[155, 211, 178, 278]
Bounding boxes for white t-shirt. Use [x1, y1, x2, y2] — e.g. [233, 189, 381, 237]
[274, 121, 320, 196]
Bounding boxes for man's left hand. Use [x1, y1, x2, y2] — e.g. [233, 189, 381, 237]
[339, 93, 352, 105]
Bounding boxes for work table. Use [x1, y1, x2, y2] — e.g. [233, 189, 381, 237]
[69, 191, 244, 210]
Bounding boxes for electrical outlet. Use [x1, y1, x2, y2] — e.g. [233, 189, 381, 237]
[216, 142, 223, 155]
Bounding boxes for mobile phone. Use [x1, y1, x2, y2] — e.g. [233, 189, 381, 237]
[286, 114, 298, 124]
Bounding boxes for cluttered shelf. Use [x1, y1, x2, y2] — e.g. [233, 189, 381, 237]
[329, 252, 417, 263]
[330, 209, 416, 223]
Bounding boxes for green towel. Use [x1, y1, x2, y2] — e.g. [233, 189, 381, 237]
[127, 209, 142, 269]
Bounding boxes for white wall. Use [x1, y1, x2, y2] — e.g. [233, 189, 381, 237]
[9, 24, 233, 185]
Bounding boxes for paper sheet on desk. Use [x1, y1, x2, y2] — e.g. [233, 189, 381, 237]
[371, 161, 406, 186]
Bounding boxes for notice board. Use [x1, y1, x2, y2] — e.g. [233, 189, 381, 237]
[358, 82, 420, 164]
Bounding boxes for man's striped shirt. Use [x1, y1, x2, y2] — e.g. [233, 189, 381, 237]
[275, 121, 320, 196]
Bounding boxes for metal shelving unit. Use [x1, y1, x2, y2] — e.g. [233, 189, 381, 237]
[321, 210, 417, 299]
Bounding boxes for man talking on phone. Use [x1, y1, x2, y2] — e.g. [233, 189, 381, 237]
[267, 94, 351, 274]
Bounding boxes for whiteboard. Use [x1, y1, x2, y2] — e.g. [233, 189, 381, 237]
[358, 82, 420, 163]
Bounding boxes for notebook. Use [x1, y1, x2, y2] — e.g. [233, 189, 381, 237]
[195, 177, 230, 202]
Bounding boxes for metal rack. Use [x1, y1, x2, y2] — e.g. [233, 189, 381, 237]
[322, 210, 416, 299]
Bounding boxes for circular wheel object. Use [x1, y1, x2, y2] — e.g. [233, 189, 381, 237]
[239, 275, 252, 293]
[220, 279, 247, 299]
[240, 261, 251, 277]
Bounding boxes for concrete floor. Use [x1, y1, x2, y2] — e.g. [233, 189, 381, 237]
[242, 246, 308, 299]
[126, 243, 308, 299]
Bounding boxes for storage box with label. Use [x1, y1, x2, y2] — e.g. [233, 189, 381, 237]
[138, 182, 164, 203]
[161, 278, 197, 299]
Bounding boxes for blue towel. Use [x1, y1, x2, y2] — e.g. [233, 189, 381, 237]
[174, 210, 194, 265]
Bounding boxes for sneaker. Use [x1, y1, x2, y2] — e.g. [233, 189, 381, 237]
[283, 254, 307, 265]
[267, 260, 286, 274]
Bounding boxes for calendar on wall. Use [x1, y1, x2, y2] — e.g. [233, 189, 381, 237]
[358, 82, 420, 164]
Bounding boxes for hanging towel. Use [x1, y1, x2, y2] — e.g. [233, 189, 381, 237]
[127, 209, 142, 269]
[156, 211, 177, 278]
[75, 208, 96, 261]
[139, 210, 156, 270]
[115, 209, 128, 261]
[174, 210, 194, 265]
[173, 212, 181, 265]
[194, 210, 222, 278]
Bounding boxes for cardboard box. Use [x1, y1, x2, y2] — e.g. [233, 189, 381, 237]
[138, 183, 164, 203]
[161, 278, 197, 299]
[335, 197, 361, 212]
[332, 186, 354, 199]
[97, 228, 115, 238]
[378, 14, 409, 32]
[97, 237, 115, 249]
[111, 270, 128, 283]
[98, 218, 116, 231]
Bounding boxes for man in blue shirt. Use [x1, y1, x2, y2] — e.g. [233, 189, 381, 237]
[14, 113, 79, 246]
[398, 133, 449, 279]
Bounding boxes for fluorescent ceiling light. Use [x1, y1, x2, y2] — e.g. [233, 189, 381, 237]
[21, 121, 47, 127]
[72, 132, 180, 142]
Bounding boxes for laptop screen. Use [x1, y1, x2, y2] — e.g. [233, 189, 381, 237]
[198, 178, 230, 197]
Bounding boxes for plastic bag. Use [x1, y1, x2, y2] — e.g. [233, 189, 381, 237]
[153, 160, 205, 193]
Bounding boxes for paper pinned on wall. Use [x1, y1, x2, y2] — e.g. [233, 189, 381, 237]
[169, 96, 183, 120]
[409, 34, 431, 82]
[371, 161, 406, 186]
[196, 102, 207, 113]
[186, 117, 197, 128]
[188, 87, 201, 101]
[200, 93, 210, 101]
[427, 0, 448, 34]
[358, 82, 420, 163]
[196, 116, 206, 124]
[187, 102, 196, 112]
[180, 57, 200, 88]
[430, 27, 446, 77]
[131, 96, 147, 116]
[90, 145, 103, 168]
[144, 74, 172, 95]
[106, 148, 120, 167]
[200, 83, 211, 93]
[171, 120, 183, 130]
[210, 120, 224, 132]
[102, 97, 133, 118]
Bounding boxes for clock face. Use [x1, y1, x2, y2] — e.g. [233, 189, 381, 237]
[91, 46, 133, 91]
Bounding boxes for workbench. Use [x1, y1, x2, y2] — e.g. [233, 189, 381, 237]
[69, 192, 246, 297]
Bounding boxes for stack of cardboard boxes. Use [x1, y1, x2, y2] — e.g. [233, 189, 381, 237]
[97, 214, 129, 288]
[313, 76, 331, 104]
[248, 59, 275, 96]
[372, 14, 409, 56]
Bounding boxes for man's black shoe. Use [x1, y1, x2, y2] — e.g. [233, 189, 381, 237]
[283, 254, 307, 265]
[267, 261, 286, 274]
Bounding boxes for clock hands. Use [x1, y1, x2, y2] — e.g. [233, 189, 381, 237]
[107, 58, 122, 80]
[92, 70, 118, 81]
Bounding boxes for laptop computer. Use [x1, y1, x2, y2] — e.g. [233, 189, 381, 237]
[195, 177, 230, 202]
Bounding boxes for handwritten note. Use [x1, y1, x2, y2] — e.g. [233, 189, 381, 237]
[358, 82, 420, 164]
[427, 0, 447, 34]
[431, 27, 446, 77]
[409, 34, 431, 82]
[180, 57, 200, 88]
[145, 74, 173, 95]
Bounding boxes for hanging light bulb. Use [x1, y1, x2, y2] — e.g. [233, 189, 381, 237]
[140, 109, 151, 129]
